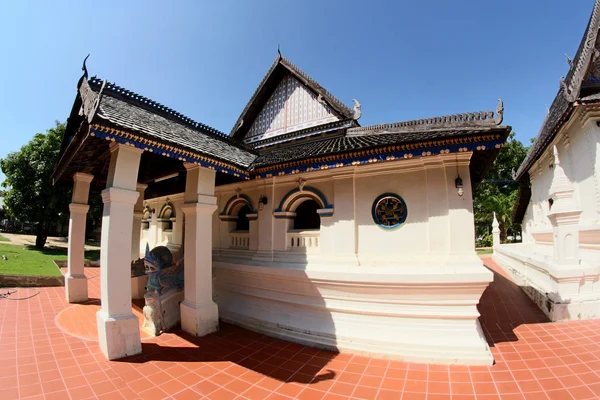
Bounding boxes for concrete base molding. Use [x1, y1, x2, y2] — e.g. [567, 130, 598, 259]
[65, 274, 88, 303]
[96, 310, 142, 360]
[180, 300, 219, 336]
[494, 244, 600, 321]
[214, 259, 494, 365]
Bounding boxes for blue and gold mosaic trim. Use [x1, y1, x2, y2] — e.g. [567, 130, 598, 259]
[90, 125, 249, 179]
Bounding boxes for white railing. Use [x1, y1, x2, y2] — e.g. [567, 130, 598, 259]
[287, 230, 320, 251]
[230, 231, 249, 249]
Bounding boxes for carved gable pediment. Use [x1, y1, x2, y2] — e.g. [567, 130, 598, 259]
[243, 74, 341, 144]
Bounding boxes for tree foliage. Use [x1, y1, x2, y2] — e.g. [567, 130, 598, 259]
[0, 122, 70, 248]
[473, 132, 528, 244]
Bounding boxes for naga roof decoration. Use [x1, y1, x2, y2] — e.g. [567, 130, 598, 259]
[348, 100, 503, 136]
[513, 0, 600, 223]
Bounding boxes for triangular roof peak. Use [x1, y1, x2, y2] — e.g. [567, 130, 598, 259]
[230, 54, 357, 141]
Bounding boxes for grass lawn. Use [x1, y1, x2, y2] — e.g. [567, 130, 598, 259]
[0, 244, 100, 277]
[476, 248, 493, 255]
[0, 235, 9, 242]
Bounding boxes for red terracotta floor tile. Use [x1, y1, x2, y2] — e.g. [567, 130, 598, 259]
[2, 260, 600, 400]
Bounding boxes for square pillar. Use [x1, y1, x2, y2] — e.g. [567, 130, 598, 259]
[131, 183, 148, 300]
[257, 182, 275, 253]
[66, 172, 93, 303]
[180, 163, 219, 337]
[247, 213, 258, 250]
[97, 143, 143, 360]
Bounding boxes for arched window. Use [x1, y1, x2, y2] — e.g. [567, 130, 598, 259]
[293, 200, 320, 230]
[236, 205, 250, 231]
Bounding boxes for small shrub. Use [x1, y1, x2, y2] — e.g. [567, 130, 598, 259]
[476, 233, 493, 248]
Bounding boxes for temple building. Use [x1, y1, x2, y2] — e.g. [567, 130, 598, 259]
[53, 53, 510, 365]
[495, 0, 600, 321]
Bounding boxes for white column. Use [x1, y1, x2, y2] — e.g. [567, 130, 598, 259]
[492, 212, 501, 248]
[180, 163, 219, 337]
[97, 143, 143, 360]
[66, 172, 93, 303]
[248, 213, 258, 250]
[257, 181, 275, 254]
[131, 183, 148, 300]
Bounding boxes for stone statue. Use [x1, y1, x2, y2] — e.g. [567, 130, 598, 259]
[143, 244, 184, 295]
[131, 244, 184, 295]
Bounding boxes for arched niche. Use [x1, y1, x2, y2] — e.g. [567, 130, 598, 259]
[274, 186, 332, 213]
[157, 202, 175, 232]
[219, 194, 257, 250]
[220, 194, 256, 219]
[142, 207, 151, 230]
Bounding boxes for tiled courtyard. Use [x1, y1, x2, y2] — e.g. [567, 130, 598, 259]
[1, 257, 600, 400]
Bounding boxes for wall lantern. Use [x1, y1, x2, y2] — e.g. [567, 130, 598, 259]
[258, 195, 268, 211]
[455, 176, 464, 197]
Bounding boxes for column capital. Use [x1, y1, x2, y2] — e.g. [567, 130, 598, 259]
[182, 202, 217, 215]
[101, 187, 139, 205]
[69, 203, 90, 214]
[73, 172, 94, 183]
[109, 142, 144, 155]
[136, 183, 148, 191]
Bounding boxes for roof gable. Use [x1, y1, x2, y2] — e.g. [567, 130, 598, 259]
[230, 54, 357, 142]
[244, 73, 342, 144]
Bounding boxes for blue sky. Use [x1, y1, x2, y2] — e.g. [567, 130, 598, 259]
[0, 1, 594, 184]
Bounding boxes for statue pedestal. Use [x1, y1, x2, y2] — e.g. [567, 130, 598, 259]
[142, 289, 185, 335]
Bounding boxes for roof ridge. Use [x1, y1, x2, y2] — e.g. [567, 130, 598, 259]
[348, 100, 504, 135]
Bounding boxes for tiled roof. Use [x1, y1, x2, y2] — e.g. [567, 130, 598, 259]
[89, 79, 257, 169]
[251, 127, 508, 168]
[348, 100, 504, 136]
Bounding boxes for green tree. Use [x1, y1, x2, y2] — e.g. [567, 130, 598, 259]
[473, 132, 528, 244]
[0, 122, 70, 248]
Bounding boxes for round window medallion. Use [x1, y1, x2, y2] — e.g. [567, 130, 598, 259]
[372, 193, 407, 229]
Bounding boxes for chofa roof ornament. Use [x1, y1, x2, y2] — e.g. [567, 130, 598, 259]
[352, 99, 362, 120]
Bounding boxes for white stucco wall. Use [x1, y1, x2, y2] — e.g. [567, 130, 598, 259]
[210, 152, 493, 365]
[496, 106, 600, 322]
[523, 115, 600, 240]
[139, 152, 494, 364]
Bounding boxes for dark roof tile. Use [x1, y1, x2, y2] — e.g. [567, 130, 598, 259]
[90, 80, 257, 169]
